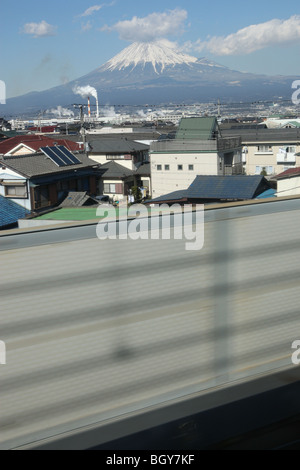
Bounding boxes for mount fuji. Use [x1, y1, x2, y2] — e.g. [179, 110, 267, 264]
[5, 40, 298, 116]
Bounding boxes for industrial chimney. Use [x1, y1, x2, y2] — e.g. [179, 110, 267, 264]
[88, 97, 91, 118]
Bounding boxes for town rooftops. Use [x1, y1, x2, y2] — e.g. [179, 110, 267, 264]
[221, 127, 300, 143]
[0, 151, 98, 178]
[148, 175, 271, 204]
[0, 135, 83, 155]
[88, 138, 149, 154]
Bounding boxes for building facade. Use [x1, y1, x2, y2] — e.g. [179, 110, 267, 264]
[150, 117, 242, 198]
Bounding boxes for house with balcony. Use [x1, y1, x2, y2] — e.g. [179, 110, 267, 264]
[150, 117, 242, 198]
[221, 128, 300, 177]
[87, 138, 149, 171]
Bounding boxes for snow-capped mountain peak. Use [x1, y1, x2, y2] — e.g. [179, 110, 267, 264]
[102, 40, 198, 73]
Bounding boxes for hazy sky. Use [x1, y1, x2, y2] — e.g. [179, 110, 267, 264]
[1, 0, 300, 98]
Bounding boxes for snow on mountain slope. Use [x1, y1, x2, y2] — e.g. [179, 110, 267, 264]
[101, 40, 198, 73]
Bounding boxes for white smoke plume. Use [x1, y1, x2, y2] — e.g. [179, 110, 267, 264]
[47, 106, 74, 117]
[101, 106, 118, 117]
[73, 85, 98, 100]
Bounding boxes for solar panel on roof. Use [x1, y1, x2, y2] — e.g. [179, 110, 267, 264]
[50, 146, 74, 165]
[40, 146, 82, 167]
[57, 146, 81, 165]
[40, 147, 67, 167]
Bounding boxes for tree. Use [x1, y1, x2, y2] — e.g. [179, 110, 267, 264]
[130, 186, 142, 203]
[260, 167, 267, 176]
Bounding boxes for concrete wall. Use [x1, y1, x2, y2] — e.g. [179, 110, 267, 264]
[277, 176, 300, 197]
[150, 152, 219, 198]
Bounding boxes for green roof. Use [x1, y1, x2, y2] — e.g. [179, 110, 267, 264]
[35, 205, 174, 221]
[36, 207, 117, 221]
[176, 117, 218, 140]
[282, 121, 300, 128]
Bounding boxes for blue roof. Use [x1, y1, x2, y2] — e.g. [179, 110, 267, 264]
[0, 195, 30, 228]
[255, 188, 276, 199]
[149, 175, 270, 203]
[188, 175, 267, 200]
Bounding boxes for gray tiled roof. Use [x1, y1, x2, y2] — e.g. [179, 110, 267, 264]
[88, 138, 149, 154]
[135, 163, 150, 176]
[100, 161, 133, 178]
[0, 152, 98, 178]
[221, 128, 300, 142]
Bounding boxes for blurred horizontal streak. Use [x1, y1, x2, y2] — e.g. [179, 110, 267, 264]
[1, 198, 300, 448]
[2, 267, 300, 338]
[1, 237, 300, 297]
[2, 313, 298, 394]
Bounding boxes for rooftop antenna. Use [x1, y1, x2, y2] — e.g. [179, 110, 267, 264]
[217, 99, 221, 118]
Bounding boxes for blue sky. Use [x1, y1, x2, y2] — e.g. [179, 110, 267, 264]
[1, 0, 300, 98]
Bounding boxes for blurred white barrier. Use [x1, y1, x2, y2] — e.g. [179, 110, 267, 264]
[1, 199, 300, 449]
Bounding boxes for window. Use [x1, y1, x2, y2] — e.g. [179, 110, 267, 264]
[178, 165, 183, 171]
[188, 165, 194, 171]
[157, 165, 162, 171]
[4, 184, 27, 198]
[255, 166, 261, 175]
[267, 166, 273, 175]
[164, 165, 170, 171]
[257, 145, 272, 153]
[104, 183, 123, 194]
[285, 146, 296, 153]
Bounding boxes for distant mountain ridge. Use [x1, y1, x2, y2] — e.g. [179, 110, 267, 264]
[4, 40, 298, 116]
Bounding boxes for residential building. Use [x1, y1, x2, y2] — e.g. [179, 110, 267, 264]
[150, 117, 242, 198]
[87, 138, 149, 171]
[98, 161, 134, 202]
[221, 128, 300, 176]
[0, 147, 100, 212]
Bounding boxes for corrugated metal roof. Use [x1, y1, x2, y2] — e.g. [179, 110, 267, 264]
[0, 195, 30, 228]
[176, 117, 218, 140]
